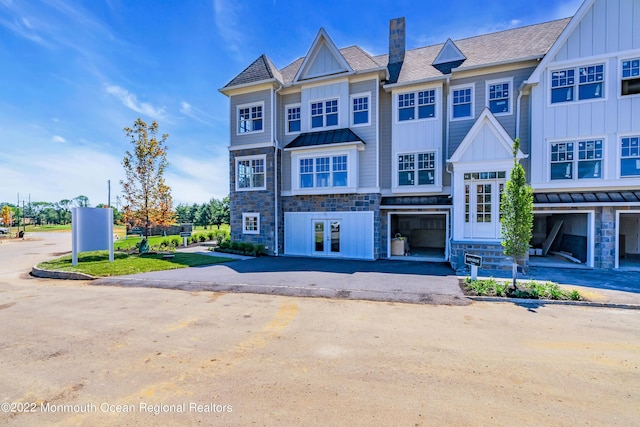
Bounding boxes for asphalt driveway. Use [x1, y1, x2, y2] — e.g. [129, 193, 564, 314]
[94, 256, 469, 305]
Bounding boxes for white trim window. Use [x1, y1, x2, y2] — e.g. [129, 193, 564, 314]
[451, 85, 473, 120]
[486, 79, 511, 115]
[237, 103, 263, 134]
[398, 89, 436, 122]
[310, 99, 338, 129]
[242, 213, 260, 234]
[300, 155, 348, 188]
[351, 94, 370, 126]
[551, 64, 604, 104]
[621, 136, 640, 177]
[286, 104, 301, 134]
[236, 155, 266, 191]
[550, 140, 603, 180]
[621, 58, 640, 96]
[398, 152, 436, 186]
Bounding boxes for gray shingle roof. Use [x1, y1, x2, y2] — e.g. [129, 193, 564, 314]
[285, 128, 363, 149]
[224, 17, 571, 90]
[380, 17, 571, 85]
[223, 54, 281, 88]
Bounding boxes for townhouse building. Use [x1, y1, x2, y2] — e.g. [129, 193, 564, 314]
[219, 0, 640, 271]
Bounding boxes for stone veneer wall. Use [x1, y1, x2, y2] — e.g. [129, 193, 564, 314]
[229, 147, 278, 255]
[281, 193, 382, 258]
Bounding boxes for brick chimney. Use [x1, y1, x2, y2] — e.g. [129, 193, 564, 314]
[389, 17, 405, 64]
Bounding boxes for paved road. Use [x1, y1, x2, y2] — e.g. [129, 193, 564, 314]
[1, 233, 639, 425]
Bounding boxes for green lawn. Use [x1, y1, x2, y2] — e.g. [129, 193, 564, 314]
[37, 250, 233, 277]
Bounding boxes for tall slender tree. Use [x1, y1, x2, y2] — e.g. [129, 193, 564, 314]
[120, 118, 174, 237]
[500, 138, 534, 289]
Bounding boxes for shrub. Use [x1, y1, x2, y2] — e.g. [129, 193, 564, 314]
[207, 231, 215, 241]
[219, 238, 230, 249]
[255, 244, 265, 255]
[198, 233, 207, 242]
[170, 236, 182, 247]
[230, 241, 241, 251]
[240, 242, 253, 254]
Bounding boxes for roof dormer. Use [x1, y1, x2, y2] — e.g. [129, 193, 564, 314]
[432, 38, 466, 74]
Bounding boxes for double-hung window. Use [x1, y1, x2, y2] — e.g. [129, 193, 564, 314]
[287, 105, 301, 133]
[352, 95, 369, 125]
[550, 140, 603, 180]
[236, 156, 265, 190]
[238, 103, 263, 133]
[311, 99, 338, 128]
[398, 90, 436, 121]
[621, 136, 640, 177]
[621, 58, 640, 96]
[398, 152, 436, 186]
[300, 155, 348, 188]
[487, 80, 511, 114]
[451, 85, 473, 119]
[551, 64, 604, 103]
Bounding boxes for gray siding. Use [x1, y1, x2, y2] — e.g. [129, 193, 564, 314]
[379, 89, 392, 190]
[229, 89, 272, 147]
[278, 92, 301, 193]
[448, 66, 535, 158]
[350, 79, 378, 189]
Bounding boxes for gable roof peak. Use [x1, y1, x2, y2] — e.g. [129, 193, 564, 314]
[293, 27, 353, 83]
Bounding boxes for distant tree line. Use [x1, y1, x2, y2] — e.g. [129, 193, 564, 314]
[0, 195, 116, 227]
[175, 197, 230, 229]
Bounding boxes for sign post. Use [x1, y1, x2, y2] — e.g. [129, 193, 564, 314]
[464, 253, 482, 281]
[180, 231, 191, 247]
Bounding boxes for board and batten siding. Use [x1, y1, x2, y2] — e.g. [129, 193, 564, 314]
[552, 0, 640, 62]
[530, 0, 640, 188]
[229, 89, 272, 147]
[284, 211, 374, 259]
[300, 81, 349, 133]
[350, 79, 378, 189]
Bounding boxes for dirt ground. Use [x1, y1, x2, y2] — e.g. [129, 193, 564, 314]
[0, 234, 639, 426]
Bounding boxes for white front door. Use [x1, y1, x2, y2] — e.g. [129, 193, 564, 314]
[463, 172, 505, 239]
[313, 220, 341, 255]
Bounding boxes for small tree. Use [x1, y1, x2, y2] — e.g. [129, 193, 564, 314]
[500, 138, 533, 289]
[1, 205, 12, 227]
[120, 118, 174, 237]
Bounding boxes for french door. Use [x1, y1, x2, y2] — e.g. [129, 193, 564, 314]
[463, 172, 505, 239]
[313, 220, 341, 255]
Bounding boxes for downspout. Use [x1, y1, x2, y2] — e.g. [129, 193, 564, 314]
[444, 74, 454, 263]
[273, 83, 283, 256]
[516, 82, 526, 141]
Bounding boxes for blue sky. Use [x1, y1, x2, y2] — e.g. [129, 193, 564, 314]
[0, 0, 582, 207]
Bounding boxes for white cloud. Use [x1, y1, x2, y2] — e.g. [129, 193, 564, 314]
[166, 153, 229, 203]
[179, 100, 216, 126]
[105, 84, 168, 121]
[212, 0, 244, 58]
[52, 135, 66, 143]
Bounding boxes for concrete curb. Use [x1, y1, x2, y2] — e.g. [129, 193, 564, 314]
[467, 296, 640, 310]
[92, 277, 471, 306]
[31, 265, 95, 281]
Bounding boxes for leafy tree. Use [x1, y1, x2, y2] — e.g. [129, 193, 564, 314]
[31, 202, 51, 225]
[58, 199, 72, 224]
[210, 197, 230, 229]
[74, 195, 90, 207]
[1, 205, 12, 226]
[175, 204, 193, 224]
[195, 202, 211, 229]
[120, 118, 174, 237]
[96, 204, 124, 224]
[500, 138, 534, 289]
